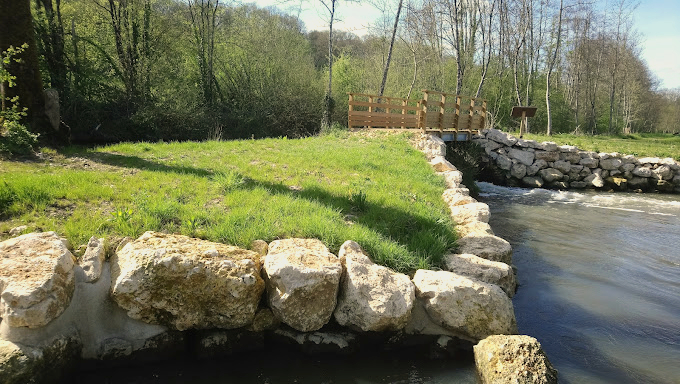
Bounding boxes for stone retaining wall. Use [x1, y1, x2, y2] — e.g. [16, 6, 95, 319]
[474, 129, 680, 194]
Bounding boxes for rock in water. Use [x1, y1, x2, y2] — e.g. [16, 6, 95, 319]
[263, 238, 342, 332]
[0, 232, 76, 328]
[474, 335, 558, 384]
[445, 254, 516, 297]
[412, 270, 517, 341]
[110, 231, 264, 331]
[334, 241, 415, 331]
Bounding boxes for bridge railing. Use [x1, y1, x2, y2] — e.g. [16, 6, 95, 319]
[347, 91, 487, 140]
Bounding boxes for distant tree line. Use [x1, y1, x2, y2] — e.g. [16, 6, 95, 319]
[1, 0, 678, 146]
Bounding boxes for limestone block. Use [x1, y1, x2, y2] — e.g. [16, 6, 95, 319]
[673, 175, 680, 186]
[416, 134, 446, 160]
[558, 145, 579, 153]
[583, 173, 604, 188]
[552, 160, 572, 174]
[600, 158, 623, 170]
[445, 254, 516, 297]
[534, 151, 559, 162]
[637, 157, 660, 165]
[110, 231, 264, 331]
[632, 166, 652, 178]
[474, 335, 558, 384]
[621, 155, 637, 164]
[8, 226, 27, 237]
[486, 129, 518, 146]
[412, 270, 517, 341]
[538, 142, 558, 152]
[268, 238, 329, 254]
[442, 189, 477, 207]
[449, 203, 491, 226]
[441, 170, 464, 188]
[526, 165, 540, 177]
[580, 151, 599, 159]
[430, 156, 457, 172]
[508, 148, 535, 166]
[496, 154, 512, 170]
[605, 177, 628, 191]
[510, 163, 527, 179]
[652, 165, 673, 180]
[579, 157, 599, 168]
[456, 234, 513, 265]
[80, 236, 105, 283]
[0, 232, 76, 328]
[621, 163, 636, 172]
[538, 168, 563, 183]
[559, 151, 581, 164]
[264, 239, 342, 332]
[334, 241, 415, 332]
[569, 181, 587, 189]
[456, 221, 495, 238]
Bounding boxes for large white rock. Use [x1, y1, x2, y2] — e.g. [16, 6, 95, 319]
[0, 232, 76, 328]
[456, 234, 513, 265]
[412, 270, 517, 341]
[440, 170, 464, 188]
[429, 156, 457, 172]
[474, 335, 558, 384]
[110, 231, 264, 331]
[456, 221, 495, 238]
[415, 134, 447, 160]
[486, 129, 518, 147]
[333, 241, 415, 331]
[442, 189, 477, 207]
[264, 238, 342, 332]
[508, 148, 535, 167]
[448, 203, 491, 226]
[445, 254, 516, 297]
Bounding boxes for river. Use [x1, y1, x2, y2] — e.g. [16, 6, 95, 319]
[479, 182, 680, 384]
[75, 185, 680, 383]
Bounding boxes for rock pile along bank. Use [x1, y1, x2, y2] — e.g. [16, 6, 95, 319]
[474, 129, 680, 194]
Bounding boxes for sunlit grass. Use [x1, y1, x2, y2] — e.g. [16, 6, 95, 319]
[0, 132, 456, 273]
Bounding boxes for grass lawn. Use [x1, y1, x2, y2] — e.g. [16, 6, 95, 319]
[518, 132, 680, 161]
[0, 131, 456, 274]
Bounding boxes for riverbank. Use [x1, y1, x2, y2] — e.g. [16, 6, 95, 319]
[474, 129, 680, 194]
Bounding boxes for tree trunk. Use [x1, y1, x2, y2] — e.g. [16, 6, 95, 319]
[378, 0, 403, 97]
[545, 0, 564, 136]
[0, 0, 53, 139]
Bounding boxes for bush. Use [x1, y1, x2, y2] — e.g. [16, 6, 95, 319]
[0, 120, 38, 156]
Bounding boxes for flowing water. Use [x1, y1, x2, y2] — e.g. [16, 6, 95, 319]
[75, 185, 680, 383]
[479, 182, 680, 384]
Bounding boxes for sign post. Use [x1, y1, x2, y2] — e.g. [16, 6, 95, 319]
[511, 106, 537, 138]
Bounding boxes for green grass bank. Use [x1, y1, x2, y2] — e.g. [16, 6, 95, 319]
[519, 132, 680, 161]
[0, 132, 456, 274]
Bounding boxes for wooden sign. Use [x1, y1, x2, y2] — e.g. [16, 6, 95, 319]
[511, 106, 537, 137]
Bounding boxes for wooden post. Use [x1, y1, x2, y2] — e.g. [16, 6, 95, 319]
[519, 110, 527, 138]
[439, 93, 446, 135]
[368, 96, 374, 129]
[454, 96, 461, 131]
[420, 91, 429, 132]
[480, 100, 487, 130]
[401, 99, 407, 129]
[348, 93, 354, 128]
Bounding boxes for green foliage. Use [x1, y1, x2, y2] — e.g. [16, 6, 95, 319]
[1, 45, 38, 156]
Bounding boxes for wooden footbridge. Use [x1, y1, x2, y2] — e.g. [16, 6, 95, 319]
[348, 90, 487, 141]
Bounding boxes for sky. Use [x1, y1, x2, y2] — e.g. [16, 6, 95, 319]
[252, 0, 680, 90]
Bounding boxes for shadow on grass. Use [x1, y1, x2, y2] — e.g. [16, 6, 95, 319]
[70, 149, 456, 271]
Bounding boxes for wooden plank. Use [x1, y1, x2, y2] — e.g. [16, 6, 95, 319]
[349, 101, 420, 111]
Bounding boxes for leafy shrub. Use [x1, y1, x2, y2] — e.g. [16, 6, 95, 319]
[0, 120, 38, 156]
